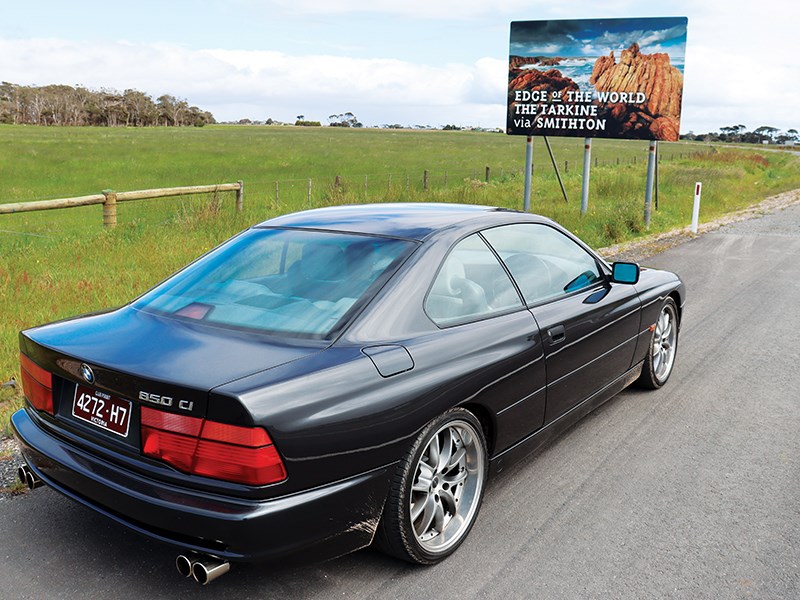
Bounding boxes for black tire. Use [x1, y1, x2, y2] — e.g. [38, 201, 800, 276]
[374, 408, 488, 565]
[638, 297, 679, 389]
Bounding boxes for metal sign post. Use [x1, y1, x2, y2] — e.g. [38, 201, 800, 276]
[523, 136, 533, 211]
[644, 140, 657, 227]
[581, 137, 592, 215]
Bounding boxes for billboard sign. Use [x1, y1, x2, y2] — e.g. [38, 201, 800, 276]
[507, 17, 688, 141]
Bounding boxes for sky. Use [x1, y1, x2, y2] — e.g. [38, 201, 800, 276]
[0, 0, 797, 134]
[509, 17, 687, 62]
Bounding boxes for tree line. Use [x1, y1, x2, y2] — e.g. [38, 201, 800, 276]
[0, 82, 215, 127]
[682, 124, 798, 145]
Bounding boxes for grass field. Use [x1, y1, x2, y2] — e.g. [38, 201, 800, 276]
[2, 124, 800, 430]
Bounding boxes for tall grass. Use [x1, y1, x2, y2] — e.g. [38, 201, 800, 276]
[1, 124, 799, 429]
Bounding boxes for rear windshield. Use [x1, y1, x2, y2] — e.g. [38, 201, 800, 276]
[133, 228, 416, 338]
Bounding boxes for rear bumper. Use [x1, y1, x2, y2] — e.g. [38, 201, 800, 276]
[11, 408, 393, 563]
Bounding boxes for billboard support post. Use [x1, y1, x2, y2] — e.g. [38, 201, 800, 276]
[581, 137, 592, 215]
[654, 143, 659, 210]
[523, 136, 533, 211]
[644, 140, 657, 227]
[543, 136, 569, 203]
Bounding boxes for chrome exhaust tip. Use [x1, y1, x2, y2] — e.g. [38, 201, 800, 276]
[17, 465, 29, 486]
[175, 555, 194, 578]
[190, 557, 230, 585]
[18, 465, 43, 490]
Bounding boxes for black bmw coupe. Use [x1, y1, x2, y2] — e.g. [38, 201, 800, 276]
[13, 203, 684, 583]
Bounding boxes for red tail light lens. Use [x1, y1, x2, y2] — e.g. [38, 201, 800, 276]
[20, 354, 54, 414]
[140, 406, 287, 486]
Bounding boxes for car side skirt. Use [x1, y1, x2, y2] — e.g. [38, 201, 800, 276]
[489, 360, 644, 477]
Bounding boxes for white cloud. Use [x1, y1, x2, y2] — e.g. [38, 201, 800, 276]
[682, 43, 799, 131]
[0, 38, 506, 126]
[257, 0, 534, 19]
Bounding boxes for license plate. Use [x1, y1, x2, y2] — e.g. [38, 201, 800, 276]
[72, 384, 132, 438]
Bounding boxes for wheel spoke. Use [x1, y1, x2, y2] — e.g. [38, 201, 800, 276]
[436, 429, 453, 474]
[439, 487, 457, 514]
[414, 495, 437, 537]
[427, 434, 440, 471]
[443, 467, 467, 486]
[418, 460, 434, 481]
[446, 446, 466, 472]
[432, 499, 445, 534]
[655, 316, 664, 338]
[410, 496, 425, 522]
[412, 477, 431, 493]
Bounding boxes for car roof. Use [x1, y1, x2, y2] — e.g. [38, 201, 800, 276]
[256, 203, 523, 241]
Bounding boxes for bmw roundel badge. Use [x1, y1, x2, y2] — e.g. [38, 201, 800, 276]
[80, 363, 95, 384]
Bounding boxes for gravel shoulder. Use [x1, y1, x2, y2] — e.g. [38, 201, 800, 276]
[3, 187, 800, 497]
[599, 187, 800, 262]
[0, 436, 25, 497]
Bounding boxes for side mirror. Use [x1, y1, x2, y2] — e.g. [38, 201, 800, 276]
[611, 262, 640, 284]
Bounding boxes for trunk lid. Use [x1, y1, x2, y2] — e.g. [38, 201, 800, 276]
[20, 306, 324, 449]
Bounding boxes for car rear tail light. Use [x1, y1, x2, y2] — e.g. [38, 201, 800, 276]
[140, 406, 286, 486]
[19, 354, 54, 414]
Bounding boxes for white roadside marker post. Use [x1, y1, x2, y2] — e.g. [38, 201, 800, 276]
[691, 182, 702, 234]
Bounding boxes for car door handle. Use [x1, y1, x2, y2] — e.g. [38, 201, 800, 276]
[547, 325, 566, 344]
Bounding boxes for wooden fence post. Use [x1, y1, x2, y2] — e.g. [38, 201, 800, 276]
[236, 180, 244, 212]
[335, 175, 341, 188]
[274, 181, 279, 209]
[423, 170, 429, 192]
[102, 190, 117, 228]
[485, 166, 490, 182]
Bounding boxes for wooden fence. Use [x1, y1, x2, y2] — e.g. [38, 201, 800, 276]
[0, 181, 244, 227]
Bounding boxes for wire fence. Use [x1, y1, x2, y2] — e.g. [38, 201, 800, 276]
[0, 147, 716, 240]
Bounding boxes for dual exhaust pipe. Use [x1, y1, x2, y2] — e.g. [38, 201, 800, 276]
[176, 554, 230, 585]
[19, 463, 229, 584]
[17, 464, 43, 490]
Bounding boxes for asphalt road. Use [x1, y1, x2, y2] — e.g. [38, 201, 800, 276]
[2, 204, 799, 600]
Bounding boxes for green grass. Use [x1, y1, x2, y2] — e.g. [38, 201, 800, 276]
[1, 124, 799, 429]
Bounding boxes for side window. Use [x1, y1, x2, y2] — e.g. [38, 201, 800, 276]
[425, 233, 523, 326]
[482, 224, 603, 305]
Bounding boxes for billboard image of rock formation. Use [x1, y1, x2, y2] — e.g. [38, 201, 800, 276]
[507, 17, 688, 141]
